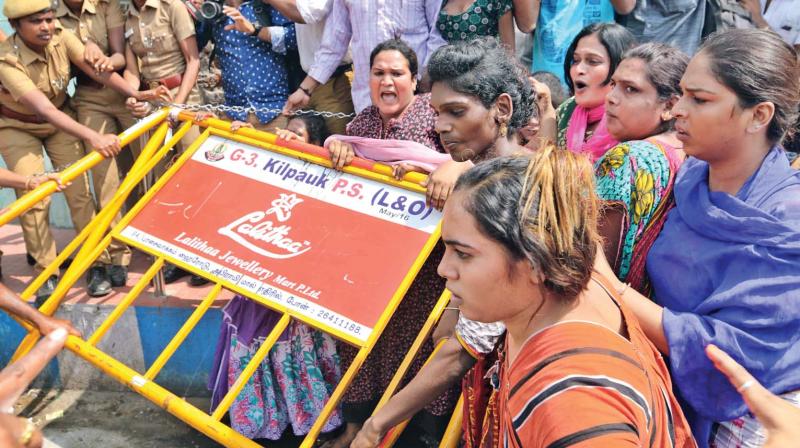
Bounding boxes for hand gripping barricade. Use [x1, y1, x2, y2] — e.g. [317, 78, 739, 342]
[3, 108, 463, 448]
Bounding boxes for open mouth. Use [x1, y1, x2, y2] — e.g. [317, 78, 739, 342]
[379, 92, 398, 104]
[574, 80, 588, 92]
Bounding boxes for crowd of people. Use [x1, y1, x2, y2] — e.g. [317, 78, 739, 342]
[0, 0, 799, 447]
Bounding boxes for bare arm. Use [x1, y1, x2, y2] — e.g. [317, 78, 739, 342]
[69, 52, 142, 100]
[512, 0, 539, 33]
[352, 338, 475, 447]
[123, 44, 142, 90]
[262, 0, 305, 23]
[18, 89, 101, 143]
[594, 248, 669, 353]
[610, 0, 635, 15]
[174, 36, 200, 104]
[498, 10, 515, 55]
[0, 283, 79, 336]
[18, 88, 122, 156]
[105, 26, 127, 70]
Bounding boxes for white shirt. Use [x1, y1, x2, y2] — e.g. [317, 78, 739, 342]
[296, 0, 351, 73]
[307, 0, 447, 112]
[761, 0, 800, 46]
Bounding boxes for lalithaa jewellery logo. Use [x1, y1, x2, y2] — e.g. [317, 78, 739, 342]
[218, 193, 312, 259]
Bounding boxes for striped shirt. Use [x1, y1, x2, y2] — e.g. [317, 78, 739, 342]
[307, 0, 447, 112]
[497, 276, 696, 448]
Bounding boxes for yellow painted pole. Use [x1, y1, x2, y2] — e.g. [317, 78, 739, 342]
[211, 313, 291, 421]
[12, 122, 183, 361]
[144, 284, 222, 380]
[19, 122, 173, 300]
[375, 290, 451, 411]
[62, 335, 262, 448]
[377, 337, 451, 448]
[299, 345, 373, 448]
[87, 258, 165, 346]
[438, 397, 463, 448]
[205, 126, 429, 195]
[0, 110, 169, 228]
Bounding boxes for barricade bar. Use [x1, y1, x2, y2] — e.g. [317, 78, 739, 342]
[88, 258, 165, 346]
[13, 121, 181, 362]
[62, 334, 262, 448]
[0, 109, 169, 228]
[211, 313, 292, 421]
[2, 109, 465, 448]
[144, 283, 223, 380]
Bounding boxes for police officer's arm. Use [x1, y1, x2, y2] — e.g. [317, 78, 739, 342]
[122, 44, 141, 91]
[103, 0, 127, 70]
[64, 30, 170, 104]
[15, 87, 122, 156]
[173, 36, 199, 104]
[167, 0, 200, 105]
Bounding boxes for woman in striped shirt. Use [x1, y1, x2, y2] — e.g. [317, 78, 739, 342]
[437, 150, 696, 447]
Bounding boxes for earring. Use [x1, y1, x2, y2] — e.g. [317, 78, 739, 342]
[499, 122, 508, 138]
[661, 111, 672, 121]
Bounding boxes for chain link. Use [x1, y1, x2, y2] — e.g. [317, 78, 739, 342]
[162, 102, 356, 119]
[32, 102, 353, 176]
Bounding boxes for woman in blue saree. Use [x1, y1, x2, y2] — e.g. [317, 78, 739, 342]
[597, 29, 800, 448]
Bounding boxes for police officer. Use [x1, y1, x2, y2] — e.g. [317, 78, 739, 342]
[123, 0, 202, 142]
[122, 0, 203, 284]
[0, 0, 168, 301]
[56, 0, 139, 296]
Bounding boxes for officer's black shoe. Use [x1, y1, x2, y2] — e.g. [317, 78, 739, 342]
[163, 264, 190, 284]
[35, 275, 59, 307]
[108, 264, 128, 288]
[87, 266, 112, 297]
[189, 274, 210, 287]
[26, 252, 35, 266]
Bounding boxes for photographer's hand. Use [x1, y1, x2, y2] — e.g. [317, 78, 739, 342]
[223, 6, 255, 35]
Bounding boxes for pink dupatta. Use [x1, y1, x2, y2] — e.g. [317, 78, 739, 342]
[323, 135, 453, 173]
[565, 104, 619, 162]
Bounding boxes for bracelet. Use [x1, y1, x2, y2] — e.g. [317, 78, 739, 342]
[24, 176, 32, 190]
[617, 282, 630, 297]
[19, 418, 35, 446]
[298, 86, 312, 97]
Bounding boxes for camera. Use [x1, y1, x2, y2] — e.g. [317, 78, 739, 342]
[183, 0, 225, 23]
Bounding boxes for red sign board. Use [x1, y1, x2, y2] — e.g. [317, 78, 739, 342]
[118, 134, 441, 345]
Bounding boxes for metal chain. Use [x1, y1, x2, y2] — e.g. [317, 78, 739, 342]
[162, 102, 356, 119]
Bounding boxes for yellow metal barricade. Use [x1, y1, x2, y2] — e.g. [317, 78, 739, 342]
[3, 108, 464, 448]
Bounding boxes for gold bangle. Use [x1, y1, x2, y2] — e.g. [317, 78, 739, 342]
[18, 418, 35, 446]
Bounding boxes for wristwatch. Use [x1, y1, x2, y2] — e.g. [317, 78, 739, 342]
[249, 24, 263, 37]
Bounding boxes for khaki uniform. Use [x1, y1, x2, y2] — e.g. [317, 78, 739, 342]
[125, 0, 201, 166]
[307, 70, 354, 136]
[58, 0, 134, 266]
[0, 30, 101, 271]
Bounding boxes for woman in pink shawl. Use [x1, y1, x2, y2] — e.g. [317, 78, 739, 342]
[551, 22, 636, 161]
[316, 38, 466, 448]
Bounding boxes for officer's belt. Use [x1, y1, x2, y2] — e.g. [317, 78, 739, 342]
[142, 73, 183, 90]
[0, 105, 47, 124]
